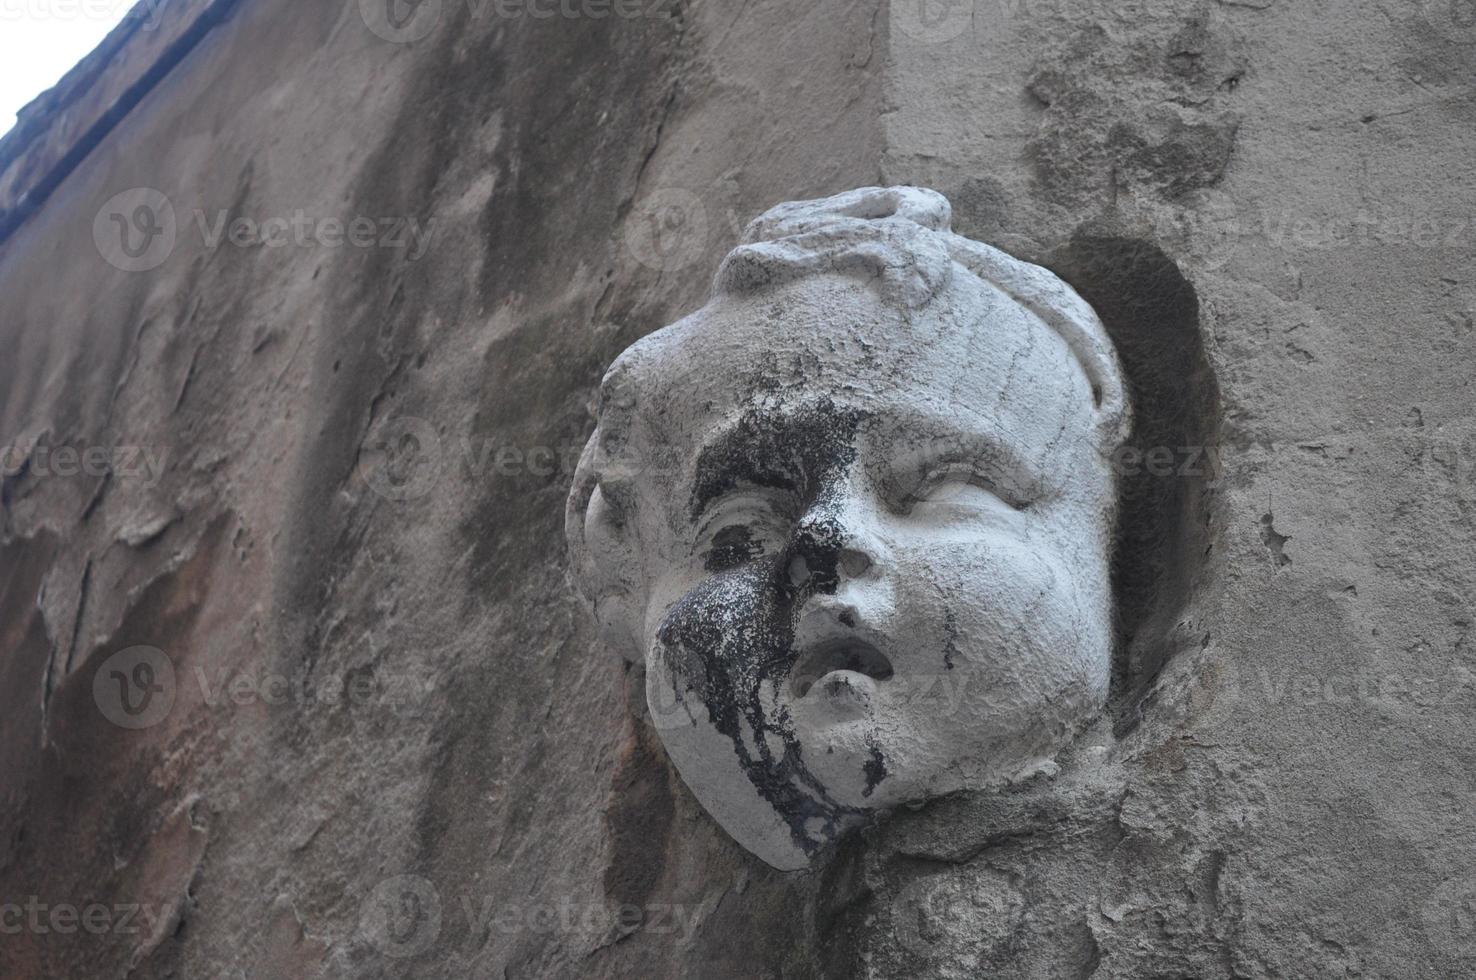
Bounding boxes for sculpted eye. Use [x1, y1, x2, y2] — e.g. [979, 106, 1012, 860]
[901, 461, 1032, 514]
[706, 524, 768, 570]
[695, 491, 793, 570]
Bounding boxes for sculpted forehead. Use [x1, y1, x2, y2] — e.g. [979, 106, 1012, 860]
[613, 273, 1101, 474]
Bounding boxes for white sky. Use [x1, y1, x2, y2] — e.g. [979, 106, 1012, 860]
[0, 0, 141, 137]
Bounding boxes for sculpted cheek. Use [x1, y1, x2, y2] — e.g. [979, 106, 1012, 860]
[652, 563, 789, 718]
[894, 537, 1106, 719]
[647, 562, 871, 861]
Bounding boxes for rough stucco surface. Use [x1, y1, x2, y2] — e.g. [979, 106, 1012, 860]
[0, 0, 1471, 977]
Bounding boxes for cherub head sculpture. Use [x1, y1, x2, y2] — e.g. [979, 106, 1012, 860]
[567, 186, 1131, 870]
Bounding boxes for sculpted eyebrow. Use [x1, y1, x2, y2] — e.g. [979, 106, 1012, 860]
[917, 437, 1033, 477]
[689, 428, 801, 522]
[688, 405, 866, 521]
[881, 414, 1046, 497]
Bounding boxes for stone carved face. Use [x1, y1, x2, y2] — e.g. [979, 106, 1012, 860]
[568, 188, 1130, 869]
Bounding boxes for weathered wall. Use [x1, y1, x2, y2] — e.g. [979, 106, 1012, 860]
[852, 2, 1476, 976]
[0, 0, 1472, 977]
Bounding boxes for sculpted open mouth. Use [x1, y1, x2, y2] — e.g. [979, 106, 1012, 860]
[791, 639, 895, 698]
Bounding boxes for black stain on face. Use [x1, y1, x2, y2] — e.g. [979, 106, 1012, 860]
[657, 398, 889, 857]
[704, 524, 765, 573]
[862, 738, 887, 799]
[943, 607, 960, 671]
[689, 398, 863, 523]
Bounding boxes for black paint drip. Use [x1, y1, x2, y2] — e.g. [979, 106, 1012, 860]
[658, 398, 889, 856]
[862, 737, 888, 798]
[943, 606, 960, 671]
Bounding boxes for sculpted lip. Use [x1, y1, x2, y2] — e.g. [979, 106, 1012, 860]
[791, 638, 895, 698]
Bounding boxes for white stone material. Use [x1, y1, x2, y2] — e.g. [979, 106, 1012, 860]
[567, 186, 1131, 869]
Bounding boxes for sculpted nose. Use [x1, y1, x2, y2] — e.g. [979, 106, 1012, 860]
[785, 508, 881, 593]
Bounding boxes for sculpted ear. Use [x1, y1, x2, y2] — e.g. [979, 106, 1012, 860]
[565, 433, 645, 662]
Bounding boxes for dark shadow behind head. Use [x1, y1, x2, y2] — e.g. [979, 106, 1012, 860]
[1047, 236, 1221, 730]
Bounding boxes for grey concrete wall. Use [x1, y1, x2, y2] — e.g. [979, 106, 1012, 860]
[0, 0, 1471, 977]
